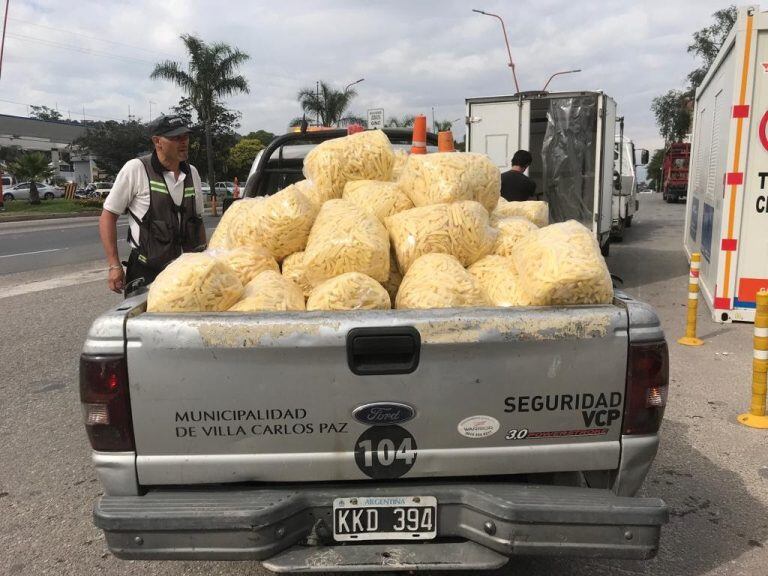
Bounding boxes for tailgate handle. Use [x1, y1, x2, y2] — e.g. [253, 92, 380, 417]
[347, 327, 421, 375]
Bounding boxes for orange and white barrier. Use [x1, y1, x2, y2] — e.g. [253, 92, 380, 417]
[738, 290, 768, 429]
[411, 115, 427, 155]
[678, 253, 704, 347]
[438, 130, 455, 152]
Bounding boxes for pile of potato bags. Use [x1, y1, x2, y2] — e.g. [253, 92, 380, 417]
[147, 130, 612, 313]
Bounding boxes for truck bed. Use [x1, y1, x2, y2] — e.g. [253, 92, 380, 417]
[84, 293, 664, 488]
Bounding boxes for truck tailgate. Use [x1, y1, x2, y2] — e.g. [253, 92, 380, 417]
[126, 306, 628, 485]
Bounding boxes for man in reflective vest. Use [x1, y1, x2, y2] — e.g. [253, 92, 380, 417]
[99, 114, 207, 295]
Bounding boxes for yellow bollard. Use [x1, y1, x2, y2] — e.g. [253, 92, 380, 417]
[738, 290, 768, 429]
[678, 253, 704, 346]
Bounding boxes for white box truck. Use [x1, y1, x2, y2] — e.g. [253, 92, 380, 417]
[683, 5, 768, 323]
[466, 91, 616, 255]
[611, 118, 649, 240]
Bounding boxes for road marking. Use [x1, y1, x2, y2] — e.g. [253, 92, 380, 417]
[0, 248, 63, 259]
[0, 266, 105, 299]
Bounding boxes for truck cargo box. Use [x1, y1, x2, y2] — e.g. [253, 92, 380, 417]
[683, 5, 768, 322]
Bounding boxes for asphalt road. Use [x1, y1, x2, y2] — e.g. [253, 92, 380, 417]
[0, 214, 222, 275]
[1, 193, 766, 575]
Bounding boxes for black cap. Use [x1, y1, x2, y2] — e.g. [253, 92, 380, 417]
[148, 114, 191, 138]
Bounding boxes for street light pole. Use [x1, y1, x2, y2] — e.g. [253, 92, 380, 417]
[149, 100, 156, 120]
[542, 69, 582, 92]
[472, 9, 520, 94]
[344, 78, 364, 92]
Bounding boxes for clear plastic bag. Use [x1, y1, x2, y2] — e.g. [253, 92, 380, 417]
[512, 220, 613, 305]
[306, 272, 391, 311]
[491, 200, 549, 227]
[207, 246, 279, 285]
[395, 253, 488, 310]
[493, 216, 538, 257]
[468, 255, 531, 307]
[229, 270, 306, 312]
[391, 149, 409, 181]
[281, 251, 313, 297]
[386, 201, 497, 273]
[294, 178, 334, 209]
[342, 180, 414, 223]
[207, 198, 250, 249]
[398, 152, 500, 212]
[303, 199, 390, 286]
[147, 252, 243, 313]
[303, 130, 395, 200]
[225, 185, 318, 261]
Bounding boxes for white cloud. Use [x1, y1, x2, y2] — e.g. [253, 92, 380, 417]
[0, 0, 739, 151]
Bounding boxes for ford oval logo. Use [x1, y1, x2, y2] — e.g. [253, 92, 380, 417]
[353, 402, 416, 426]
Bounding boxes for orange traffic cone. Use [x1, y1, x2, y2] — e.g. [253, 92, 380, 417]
[233, 177, 240, 199]
[411, 115, 427, 154]
[438, 131, 455, 152]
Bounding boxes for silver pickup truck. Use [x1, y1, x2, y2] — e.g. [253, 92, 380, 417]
[81, 130, 669, 572]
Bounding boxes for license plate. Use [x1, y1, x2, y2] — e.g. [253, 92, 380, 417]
[333, 496, 437, 541]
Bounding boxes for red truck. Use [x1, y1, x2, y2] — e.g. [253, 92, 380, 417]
[661, 142, 690, 203]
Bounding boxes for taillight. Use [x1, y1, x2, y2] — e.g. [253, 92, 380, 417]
[623, 340, 669, 435]
[79, 354, 135, 451]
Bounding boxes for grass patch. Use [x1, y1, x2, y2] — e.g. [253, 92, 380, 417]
[0, 198, 103, 219]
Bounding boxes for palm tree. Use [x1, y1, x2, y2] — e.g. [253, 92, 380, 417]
[387, 115, 415, 128]
[297, 81, 358, 127]
[151, 34, 249, 192]
[7, 152, 53, 204]
[433, 119, 455, 132]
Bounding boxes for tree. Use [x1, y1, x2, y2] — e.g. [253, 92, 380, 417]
[687, 6, 737, 90]
[74, 120, 150, 178]
[30, 105, 63, 122]
[651, 90, 691, 145]
[646, 149, 665, 191]
[245, 130, 275, 144]
[171, 97, 241, 180]
[227, 138, 264, 180]
[387, 115, 415, 128]
[7, 152, 53, 204]
[433, 119, 455, 132]
[297, 81, 358, 127]
[151, 34, 250, 193]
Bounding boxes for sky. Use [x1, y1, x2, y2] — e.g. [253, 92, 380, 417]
[0, 0, 739, 154]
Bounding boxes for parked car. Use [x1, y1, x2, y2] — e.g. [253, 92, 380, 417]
[3, 181, 64, 201]
[214, 181, 236, 197]
[92, 182, 114, 198]
[201, 182, 211, 196]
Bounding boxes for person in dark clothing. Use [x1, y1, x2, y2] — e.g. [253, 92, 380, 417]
[500, 150, 536, 201]
[99, 115, 206, 296]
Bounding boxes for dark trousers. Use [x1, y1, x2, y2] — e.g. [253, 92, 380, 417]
[124, 249, 160, 298]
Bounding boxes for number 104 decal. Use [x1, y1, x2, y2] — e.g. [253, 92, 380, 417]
[354, 425, 417, 479]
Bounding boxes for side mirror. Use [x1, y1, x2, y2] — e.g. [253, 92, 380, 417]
[636, 149, 650, 166]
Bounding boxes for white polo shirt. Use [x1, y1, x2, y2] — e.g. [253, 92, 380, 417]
[103, 158, 205, 249]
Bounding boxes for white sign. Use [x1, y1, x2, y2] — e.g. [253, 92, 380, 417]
[367, 108, 384, 129]
[457, 415, 500, 439]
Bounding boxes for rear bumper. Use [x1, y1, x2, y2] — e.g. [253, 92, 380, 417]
[94, 482, 667, 570]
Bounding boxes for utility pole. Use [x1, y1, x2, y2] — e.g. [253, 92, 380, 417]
[316, 81, 320, 126]
[472, 9, 520, 94]
[0, 0, 9, 81]
[149, 100, 156, 120]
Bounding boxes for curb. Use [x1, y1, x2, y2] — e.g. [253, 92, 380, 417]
[0, 211, 102, 223]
